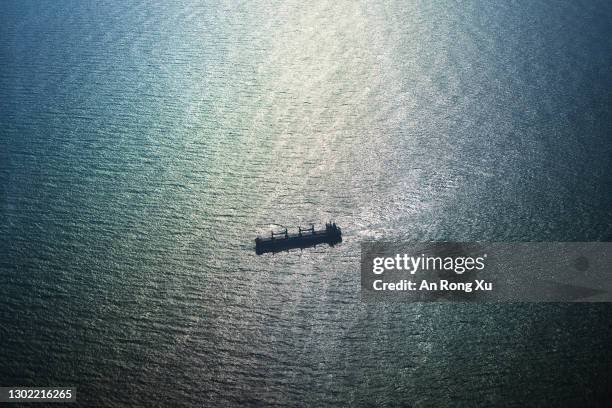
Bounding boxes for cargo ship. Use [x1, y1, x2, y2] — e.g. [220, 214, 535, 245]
[255, 222, 342, 255]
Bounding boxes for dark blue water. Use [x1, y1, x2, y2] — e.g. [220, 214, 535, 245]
[2, 1, 612, 406]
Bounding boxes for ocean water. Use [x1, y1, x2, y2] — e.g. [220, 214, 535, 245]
[2, 0, 612, 406]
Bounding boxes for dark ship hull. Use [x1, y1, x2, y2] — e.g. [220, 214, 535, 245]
[255, 223, 342, 255]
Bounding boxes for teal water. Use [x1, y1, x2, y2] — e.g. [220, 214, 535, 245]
[2, 1, 612, 406]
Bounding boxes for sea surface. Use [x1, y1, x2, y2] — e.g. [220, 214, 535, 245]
[2, 1, 612, 406]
